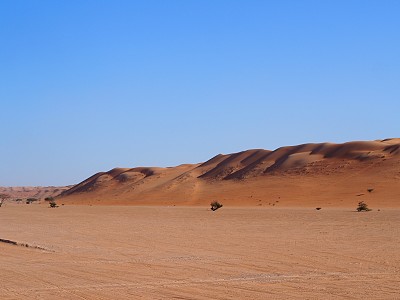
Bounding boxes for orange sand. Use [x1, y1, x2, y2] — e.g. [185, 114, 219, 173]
[0, 205, 399, 299]
[60, 138, 400, 208]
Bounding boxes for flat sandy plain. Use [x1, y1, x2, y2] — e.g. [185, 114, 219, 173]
[1, 204, 399, 299]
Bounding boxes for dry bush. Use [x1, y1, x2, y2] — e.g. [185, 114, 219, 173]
[210, 201, 223, 211]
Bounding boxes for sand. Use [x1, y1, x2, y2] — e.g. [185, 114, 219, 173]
[59, 138, 400, 207]
[1, 138, 399, 298]
[0, 186, 71, 200]
[0, 204, 399, 299]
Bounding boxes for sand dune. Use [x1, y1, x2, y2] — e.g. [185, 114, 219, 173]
[1, 139, 400, 299]
[0, 186, 71, 201]
[60, 138, 400, 207]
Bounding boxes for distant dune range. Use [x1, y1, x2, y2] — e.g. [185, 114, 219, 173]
[58, 138, 400, 208]
[0, 186, 71, 200]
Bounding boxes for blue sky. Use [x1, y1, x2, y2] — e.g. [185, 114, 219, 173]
[1, 0, 399, 186]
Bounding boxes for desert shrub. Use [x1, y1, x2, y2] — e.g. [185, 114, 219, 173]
[367, 188, 374, 193]
[357, 201, 371, 212]
[26, 198, 38, 204]
[49, 201, 58, 208]
[210, 201, 223, 211]
[45, 196, 54, 201]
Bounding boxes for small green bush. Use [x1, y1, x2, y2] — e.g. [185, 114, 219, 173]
[357, 201, 371, 212]
[49, 201, 58, 208]
[210, 201, 223, 211]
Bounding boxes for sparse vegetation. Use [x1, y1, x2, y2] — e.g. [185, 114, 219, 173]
[357, 201, 371, 212]
[45, 196, 54, 201]
[367, 188, 374, 193]
[26, 198, 38, 204]
[316, 207, 322, 210]
[49, 201, 58, 208]
[210, 201, 223, 211]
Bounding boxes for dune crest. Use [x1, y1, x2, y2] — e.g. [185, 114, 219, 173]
[60, 139, 400, 207]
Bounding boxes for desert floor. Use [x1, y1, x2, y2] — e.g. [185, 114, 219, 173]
[0, 205, 399, 299]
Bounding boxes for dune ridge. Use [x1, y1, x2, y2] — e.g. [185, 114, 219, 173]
[60, 139, 400, 207]
[0, 186, 72, 200]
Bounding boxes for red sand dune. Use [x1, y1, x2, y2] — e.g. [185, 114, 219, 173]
[60, 138, 400, 207]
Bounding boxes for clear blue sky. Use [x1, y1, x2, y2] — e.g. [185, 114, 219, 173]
[1, 0, 399, 186]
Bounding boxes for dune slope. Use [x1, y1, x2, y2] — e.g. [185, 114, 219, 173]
[60, 139, 400, 207]
[0, 186, 72, 201]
